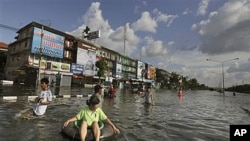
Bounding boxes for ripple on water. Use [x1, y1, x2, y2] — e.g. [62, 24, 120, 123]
[1, 89, 250, 141]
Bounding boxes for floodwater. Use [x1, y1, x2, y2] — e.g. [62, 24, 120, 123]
[1, 86, 250, 141]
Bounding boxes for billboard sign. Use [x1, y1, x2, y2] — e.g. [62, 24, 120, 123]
[31, 27, 65, 58]
[71, 63, 84, 74]
[137, 61, 146, 79]
[113, 62, 122, 78]
[76, 48, 96, 76]
[147, 65, 156, 80]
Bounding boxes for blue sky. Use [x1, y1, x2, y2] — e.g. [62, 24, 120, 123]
[1, 0, 250, 87]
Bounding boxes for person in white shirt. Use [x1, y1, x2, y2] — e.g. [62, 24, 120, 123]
[33, 78, 52, 116]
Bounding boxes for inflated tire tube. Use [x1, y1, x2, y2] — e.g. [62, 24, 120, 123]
[61, 120, 114, 141]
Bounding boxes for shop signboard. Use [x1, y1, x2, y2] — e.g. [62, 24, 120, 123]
[31, 27, 65, 59]
[71, 63, 84, 74]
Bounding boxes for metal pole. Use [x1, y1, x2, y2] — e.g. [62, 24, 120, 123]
[207, 58, 239, 95]
[37, 26, 44, 89]
[124, 25, 126, 56]
[222, 62, 224, 94]
[140, 48, 141, 60]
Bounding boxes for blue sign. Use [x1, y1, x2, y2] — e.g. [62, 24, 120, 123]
[31, 27, 65, 58]
[71, 63, 84, 74]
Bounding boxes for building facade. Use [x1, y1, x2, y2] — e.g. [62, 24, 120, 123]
[5, 21, 156, 87]
[0, 42, 8, 79]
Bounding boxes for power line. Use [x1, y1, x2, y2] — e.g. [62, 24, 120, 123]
[0, 24, 19, 31]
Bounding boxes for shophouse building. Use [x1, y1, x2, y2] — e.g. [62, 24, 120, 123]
[5, 22, 100, 87]
[5, 21, 156, 87]
[0, 42, 8, 79]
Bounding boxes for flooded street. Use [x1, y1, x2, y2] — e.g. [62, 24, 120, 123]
[1, 86, 250, 141]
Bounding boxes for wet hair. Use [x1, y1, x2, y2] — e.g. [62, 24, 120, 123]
[86, 94, 100, 106]
[41, 78, 49, 85]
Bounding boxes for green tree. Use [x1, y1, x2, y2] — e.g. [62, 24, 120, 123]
[95, 59, 108, 83]
[188, 78, 199, 90]
[169, 72, 180, 89]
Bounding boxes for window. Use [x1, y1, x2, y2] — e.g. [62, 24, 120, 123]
[65, 40, 70, 47]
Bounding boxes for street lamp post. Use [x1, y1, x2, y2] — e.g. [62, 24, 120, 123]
[206, 58, 239, 94]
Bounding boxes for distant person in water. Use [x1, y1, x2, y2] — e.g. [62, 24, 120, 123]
[63, 94, 120, 141]
[142, 86, 155, 105]
[109, 85, 115, 98]
[33, 78, 52, 116]
[93, 84, 104, 108]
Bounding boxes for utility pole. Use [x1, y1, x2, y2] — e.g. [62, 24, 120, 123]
[36, 26, 44, 89]
[140, 47, 142, 60]
[124, 25, 127, 56]
[207, 58, 239, 95]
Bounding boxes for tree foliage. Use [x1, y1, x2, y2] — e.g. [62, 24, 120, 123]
[226, 84, 250, 94]
[155, 70, 208, 90]
[95, 59, 108, 81]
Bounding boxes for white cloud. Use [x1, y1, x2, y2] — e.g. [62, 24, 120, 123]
[67, 2, 140, 55]
[81, 2, 111, 31]
[197, 0, 210, 16]
[228, 59, 250, 73]
[131, 11, 157, 33]
[141, 36, 168, 57]
[108, 24, 140, 54]
[66, 1, 250, 88]
[153, 8, 179, 27]
[194, 0, 250, 54]
[182, 8, 192, 15]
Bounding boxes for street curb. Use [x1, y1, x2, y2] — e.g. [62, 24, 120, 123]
[0, 95, 88, 102]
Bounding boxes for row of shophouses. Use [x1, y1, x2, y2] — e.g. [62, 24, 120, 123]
[4, 21, 159, 87]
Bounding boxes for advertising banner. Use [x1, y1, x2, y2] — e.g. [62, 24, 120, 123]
[113, 62, 122, 78]
[149, 66, 156, 80]
[137, 61, 146, 79]
[71, 63, 84, 74]
[40, 60, 46, 69]
[31, 27, 65, 58]
[45, 61, 70, 72]
[76, 48, 96, 76]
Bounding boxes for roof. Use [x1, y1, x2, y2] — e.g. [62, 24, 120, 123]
[0, 42, 8, 49]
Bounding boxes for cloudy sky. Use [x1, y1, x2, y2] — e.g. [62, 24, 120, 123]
[1, 0, 250, 87]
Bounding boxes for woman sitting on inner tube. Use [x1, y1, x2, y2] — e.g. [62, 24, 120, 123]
[63, 94, 120, 141]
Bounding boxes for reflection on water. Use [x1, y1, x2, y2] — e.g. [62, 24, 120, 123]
[1, 88, 250, 141]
